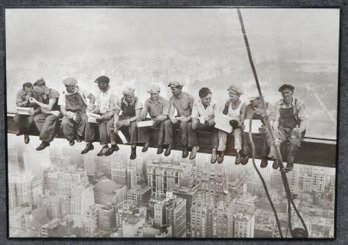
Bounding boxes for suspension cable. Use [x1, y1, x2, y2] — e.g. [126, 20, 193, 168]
[237, 8, 308, 238]
[247, 119, 283, 237]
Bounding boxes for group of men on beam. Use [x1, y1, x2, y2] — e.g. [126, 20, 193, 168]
[14, 76, 306, 171]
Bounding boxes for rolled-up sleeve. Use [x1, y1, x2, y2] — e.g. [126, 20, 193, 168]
[110, 92, 121, 111]
[191, 103, 199, 118]
[162, 99, 169, 116]
[16, 90, 24, 107]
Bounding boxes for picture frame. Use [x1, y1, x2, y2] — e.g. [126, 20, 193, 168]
[1, 0, 346, 243]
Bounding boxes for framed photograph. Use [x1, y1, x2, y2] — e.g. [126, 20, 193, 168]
[5, 7, 339, 240]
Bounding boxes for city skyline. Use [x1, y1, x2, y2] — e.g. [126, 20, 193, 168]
[7, 134, 335, 238]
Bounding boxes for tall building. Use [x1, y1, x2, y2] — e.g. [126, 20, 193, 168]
[31, 175, 43, 207]
[166, 195, 187, 238]
[83, 154, 96, 177]
[288, 166, 330, 193]
[127, 167, 137, 189]
[82, 205, 98, 236]
[111, 168, 127, 186]
[146, 160, 194, 198]
[212, 200, 233, 238]
[96, 204, 116, 232]
[70, 184, 95, 215]
[15, 173, 34, 206]
[96, 158, 112, 178]
[191, 200, 209, 238]
[127, 185, 152, 206]
[233, 212, 255, 238]
[173, 184, 200, 237]
[8, 181, 17, 209]
[149, 194, 187, 238]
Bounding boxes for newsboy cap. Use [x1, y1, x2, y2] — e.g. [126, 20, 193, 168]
[63, 77, 77, 86]
[168, 81, 184, 88]
[122, 87, 135, 96]
[278, 84, 295, 92]
[248, 95, 261, 101]
[227, 85, 243, 95]
[147, 84, 161, 93]
[95, 75, 110, 83]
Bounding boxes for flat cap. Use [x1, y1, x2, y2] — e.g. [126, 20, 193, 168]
[122, 87, 135, 96]
[248, 95, 261, 101]
[227, 85, 243, 95]
[278, 84, 295, 92]
[168, 81, 184, 88]
[95, 75, 110, 83]
[63, 77, 77, 86]
[147, 84, 161, 93]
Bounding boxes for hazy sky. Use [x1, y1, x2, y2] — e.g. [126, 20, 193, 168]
[6, 8, 339, 68]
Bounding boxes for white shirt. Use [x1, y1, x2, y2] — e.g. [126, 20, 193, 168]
[95, 88, 119, 114]
[191, 98, 218, 122]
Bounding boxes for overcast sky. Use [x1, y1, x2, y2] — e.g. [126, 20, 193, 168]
[6, 8, 339, 68]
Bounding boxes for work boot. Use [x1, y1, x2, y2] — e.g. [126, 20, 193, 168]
[24, 134, 30, 144]
[104, 144, 119, 156]
[260, 158, 268, 168]
[69, 139, 75, 146]
[211, 149, 218, 164]
[97, 145, 109, 157]
[240, 154, 249, 165]
[285, 144, 297, 172]
[272, 159, 279, 169]
[285, 162, 294, 172]
[189, 146, 199, 160]
[182, 147, 189, 159]
[217, 151, 225, 164]
[235, 151, 242, 165]
[157, 146, 164, 154]
[130, 146, 137, 160]
[76, 135, 83, 143]
[81, 143, 94, 154]
[36, 141, 50, 151]
[164, 144, 172, 157]
[142, 143, 149, 152]
[15, 131, 23, 136]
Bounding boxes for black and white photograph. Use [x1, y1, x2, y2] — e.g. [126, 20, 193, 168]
[5, 8, 339, 239]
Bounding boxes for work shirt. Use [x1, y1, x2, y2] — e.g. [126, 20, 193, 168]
[38, 87, 60, 111]
[119, 96, 143, 118]
[94, 87, 119, 114]
[168, 92, 194, 118]
[58, 87, 91, 108]
[141, 96, 169, 119]
[274, 98, 306, 129]
[16, 89, 40, 108]
[191, 98, 218, 122]
[245, 102, 274, 122]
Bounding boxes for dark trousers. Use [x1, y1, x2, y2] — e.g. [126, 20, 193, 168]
[143, 119, 167, 146]
[14, 114, 35, 134]
[241, 132, 271, 158]
[61, 113, 87, 141]
[191, 121, 218, 149]
[116, 120, 138, 145]
[164, 120, 194, 147]
[34, 113, 60, 143]
[278, 126, 305, 162]
[85, 118, 116, 145]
